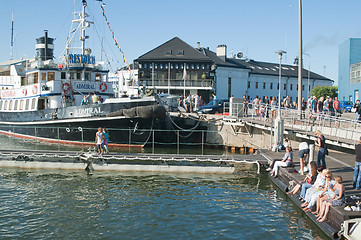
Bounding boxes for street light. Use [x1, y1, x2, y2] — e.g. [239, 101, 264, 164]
[275, 50, 286, 117]
[274, 50, 286, 145]
[303, 53, 311, 98]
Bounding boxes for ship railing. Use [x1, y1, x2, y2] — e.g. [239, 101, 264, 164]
[0, 125, 259, 156]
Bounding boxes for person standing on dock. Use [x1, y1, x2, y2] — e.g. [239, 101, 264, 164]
[102, 128, 110, 154]
[315, 130, 327, 168]
[298, 142, 309, 175]
[95, 127, 105, 154]
[353, 137, 361, 190]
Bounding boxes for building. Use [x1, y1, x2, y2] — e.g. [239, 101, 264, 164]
[338, 38, 361, 102]
[134, 37, 333, 103]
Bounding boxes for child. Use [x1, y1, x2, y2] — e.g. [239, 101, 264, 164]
[102, 128, 110, 154]
[95, 127, 104, 154]
[316, 176, 345, 222]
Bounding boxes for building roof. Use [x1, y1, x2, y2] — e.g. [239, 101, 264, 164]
[226, 58, 331, 81]
[136, 37, 213, 62]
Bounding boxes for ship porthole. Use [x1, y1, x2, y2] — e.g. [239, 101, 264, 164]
[66, 128, 70, 132]
[69, 112, 73, 116]
[78, 127, 82, 131]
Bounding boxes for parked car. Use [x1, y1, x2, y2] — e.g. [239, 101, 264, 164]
[196, 99, 229, 114]
[340, 101, 353, 112]
[158, 94, 179, 111]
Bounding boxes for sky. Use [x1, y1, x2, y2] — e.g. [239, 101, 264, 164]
[0, 0, 360, 85]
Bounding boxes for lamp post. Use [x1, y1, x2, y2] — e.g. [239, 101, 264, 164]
[274, 50, 286, 145]
[303, 53, 311, 98]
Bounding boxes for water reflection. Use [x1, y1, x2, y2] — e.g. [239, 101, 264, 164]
[0, 168, 327, 240]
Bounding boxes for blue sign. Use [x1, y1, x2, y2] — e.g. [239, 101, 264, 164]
[69, 54, 95, 64]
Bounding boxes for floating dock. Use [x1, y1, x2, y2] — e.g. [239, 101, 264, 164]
[0, 149, 268, 175]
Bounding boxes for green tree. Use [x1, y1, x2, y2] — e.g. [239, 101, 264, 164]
[311, 86, 338, 99]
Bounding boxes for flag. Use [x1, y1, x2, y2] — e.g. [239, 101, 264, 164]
[182, 64, 187, 80]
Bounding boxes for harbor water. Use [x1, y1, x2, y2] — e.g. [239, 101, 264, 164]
[0, 137, 328, 239]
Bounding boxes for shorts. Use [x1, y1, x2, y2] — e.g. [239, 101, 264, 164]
[97, 144, 103, 150]
[299, 149, 310, 158]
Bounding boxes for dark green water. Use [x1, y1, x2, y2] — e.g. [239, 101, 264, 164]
[0, 167, 327, 240]
[0, 136, 328, 239]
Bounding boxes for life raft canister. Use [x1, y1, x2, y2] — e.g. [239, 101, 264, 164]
[62, 83, 71, 93]
[99, 82, 107, 92]
[32, 85, 38, 94]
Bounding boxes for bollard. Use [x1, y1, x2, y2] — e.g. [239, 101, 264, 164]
[309, 144, 315, 164]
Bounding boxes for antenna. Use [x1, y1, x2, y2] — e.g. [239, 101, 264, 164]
[10, 11, 14, 60]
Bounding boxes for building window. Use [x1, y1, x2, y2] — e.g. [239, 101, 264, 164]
[270, 83, 273, 89]
[144, 63, 147, 69]
[175, 64, 179, 69]
[284, 84, 286, 90]
[155, 64, 158, 69]
[177, 50, 184, 55]
[248, 81, 250, 88]
[290, 84, 293, 90]
[196, 64, 200, 69]
[202, 65, 205, 69]
[297, 85, 299, 91]
[277, 83, 279, 90]
[302, 85, 305, 91]
[255, 82, 258, 89]
[228, 77, 232, 99]
[165, 50, 172, 56]
[263, 82, 266, 89]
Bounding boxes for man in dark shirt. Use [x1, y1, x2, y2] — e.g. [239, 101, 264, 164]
[353, 137, 361, 190]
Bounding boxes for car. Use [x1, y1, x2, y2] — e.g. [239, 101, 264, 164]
[340, 101, 354, 112]
[196, 99, 229, 114]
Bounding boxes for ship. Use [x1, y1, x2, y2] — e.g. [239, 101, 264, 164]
[0, 0, 166, 147]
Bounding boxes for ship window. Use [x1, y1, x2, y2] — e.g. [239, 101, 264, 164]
[25, 99, 29, 110]
[34, 72, 39, 84]
[61, 72, 66, 79]
[69, 72, 75, 80]
[77, 72, 81, 80]
[9, 100, 13, 110]
[85, 73, 90, 80]
[4, 100, 8, 110]
[0, 101, 2, 110]
[31, 98, 36, 109]
[48, 72, 55, 81]
[14, 100, 18, 110]
[95, 74, 101, 81]
[19, 100, 24, 110]
[42, 73, 47, 81]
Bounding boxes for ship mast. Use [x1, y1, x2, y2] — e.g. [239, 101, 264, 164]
[81, 0, 87, 80]
[10, 11, 14, 60]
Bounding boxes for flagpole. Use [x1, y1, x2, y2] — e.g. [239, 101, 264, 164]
[183, 63, 186, 97]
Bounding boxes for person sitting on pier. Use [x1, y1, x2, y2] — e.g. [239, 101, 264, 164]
[287, 162, 317, 197]
[301, 170, 331, 212]
[315, 176, 345, 223]
[298, 142, 310, 175]
[95, 127, 105, 154]
[268, 147, 293, 178]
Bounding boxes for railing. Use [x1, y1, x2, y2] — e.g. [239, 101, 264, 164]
[227, 102, 361, 146]
[138, 79, 214, 88]
[0, 125, 257, 155]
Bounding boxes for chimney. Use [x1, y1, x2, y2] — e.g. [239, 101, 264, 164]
[197, 42, 200, 49]
[216, 44, 227, 61]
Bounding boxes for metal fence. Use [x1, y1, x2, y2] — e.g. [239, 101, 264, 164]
[227, 102, 361, 146]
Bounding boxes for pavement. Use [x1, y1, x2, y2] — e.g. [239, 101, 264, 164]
[263, 147, 361, 197]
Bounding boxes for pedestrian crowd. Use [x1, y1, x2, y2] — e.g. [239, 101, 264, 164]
[243, 95, 341, 119]
[177, 93, 205, 113]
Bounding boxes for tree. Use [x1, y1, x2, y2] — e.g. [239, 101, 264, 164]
[311, 86, 338, 99]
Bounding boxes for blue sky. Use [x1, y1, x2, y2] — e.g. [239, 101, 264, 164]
[0, 0, 360, 85]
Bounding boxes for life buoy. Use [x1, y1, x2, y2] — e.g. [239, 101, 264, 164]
[32, 85, 38, 94]
[62, 83, 71, 93]
[99, 82, 107, 92]
[22, 88, 27, 96]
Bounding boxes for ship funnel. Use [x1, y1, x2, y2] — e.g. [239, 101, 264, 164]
[36, 30, 54, 61]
